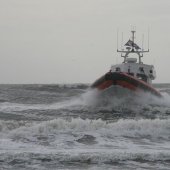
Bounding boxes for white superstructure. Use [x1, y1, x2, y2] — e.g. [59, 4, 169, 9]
[111, 30, 156, 84]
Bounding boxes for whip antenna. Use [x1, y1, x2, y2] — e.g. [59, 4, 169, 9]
[117, 29, 119, 51]
[142, 34, 144, 51]
[121, 32, 124, 50]
[148, 28, 150, 51]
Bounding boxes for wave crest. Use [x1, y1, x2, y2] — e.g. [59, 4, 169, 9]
[7, 118, 170, 140]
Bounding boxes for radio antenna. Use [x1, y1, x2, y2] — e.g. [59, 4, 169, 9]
[142, 34, 144, 51]
[121, 32, 124, 50]
[117, 29, 119, 51]
[148, 28, 150, 51]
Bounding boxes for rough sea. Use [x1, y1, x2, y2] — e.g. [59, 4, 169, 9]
[0, 84, 170, 170]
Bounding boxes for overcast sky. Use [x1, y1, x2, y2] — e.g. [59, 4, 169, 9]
[0, 0, 170, 83]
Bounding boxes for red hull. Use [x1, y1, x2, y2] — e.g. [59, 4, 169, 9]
[91, 72, 162, 97]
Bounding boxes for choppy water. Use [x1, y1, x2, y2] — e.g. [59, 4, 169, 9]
[0, 84, 170, 170]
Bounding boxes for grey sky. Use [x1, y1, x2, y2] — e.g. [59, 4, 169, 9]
[0, 0, 170, 83]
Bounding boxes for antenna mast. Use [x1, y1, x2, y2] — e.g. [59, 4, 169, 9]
[116, 29, 119, 51]
[117, 29, 149, 64]
[131, 30, 135, 51]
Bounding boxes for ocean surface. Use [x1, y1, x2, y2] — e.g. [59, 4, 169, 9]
[0, 84, 170, 170]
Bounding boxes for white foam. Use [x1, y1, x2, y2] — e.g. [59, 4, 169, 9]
[7, 118, 170, 141]
[0, 118, 169, 167]
[154, 92, 170, 107]
[0, 120, 29, 133]
[74, 88, 170, 110]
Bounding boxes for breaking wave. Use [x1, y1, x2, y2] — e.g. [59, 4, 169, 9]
[1, 117, 170, 169]
[5, 118, 170, 141]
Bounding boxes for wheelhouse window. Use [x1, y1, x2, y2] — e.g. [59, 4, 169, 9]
[139, 67, 144, 73]
[150, 70, 153, 74]
[115, 67, 121, 72]
[137, 73, 147, 82]
[127, 67, 134, 76]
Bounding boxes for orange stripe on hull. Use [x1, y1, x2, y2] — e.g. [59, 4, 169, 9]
[96, 80, 161, 97]
[97, 80, 113, 90]
[97, 80, 137, 91]
[116, 80, 137, 91]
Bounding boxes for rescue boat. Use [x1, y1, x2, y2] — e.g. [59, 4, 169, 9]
[91, 30, 161, 97]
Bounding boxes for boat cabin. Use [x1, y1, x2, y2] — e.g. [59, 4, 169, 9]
[111, 30, 156, 84]
[111, 62, 156, 84]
